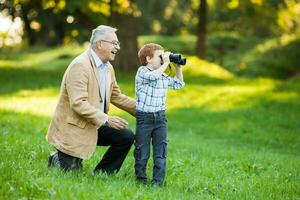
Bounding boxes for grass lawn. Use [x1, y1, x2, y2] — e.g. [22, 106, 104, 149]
[0, 43, 299, 199]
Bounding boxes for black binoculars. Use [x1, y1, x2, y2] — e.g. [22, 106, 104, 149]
[169, 54, 186, 65]
[160, 54, 187, 65]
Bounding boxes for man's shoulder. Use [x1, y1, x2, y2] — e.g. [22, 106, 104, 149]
[69, 51, 91, 69]
[73, 50, 90, 63]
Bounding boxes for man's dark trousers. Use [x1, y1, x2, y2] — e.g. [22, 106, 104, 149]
[49, 124, 135, 173]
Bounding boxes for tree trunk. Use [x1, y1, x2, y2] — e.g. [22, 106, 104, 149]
[54, 14, 66, 45]
[109, 1, 139, 72]
[197, 0, 207, 59]
[20, 5, 36, 45]
[74, 9, 96, 31]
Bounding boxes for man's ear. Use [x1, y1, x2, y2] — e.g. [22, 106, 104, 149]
[96, 41, 102, 49]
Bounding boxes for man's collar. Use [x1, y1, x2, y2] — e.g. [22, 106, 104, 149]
[90, 48, 107, 69]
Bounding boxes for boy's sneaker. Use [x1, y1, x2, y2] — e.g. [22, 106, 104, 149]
[151, 180, 163, 187]
[136, 178, 147, 185]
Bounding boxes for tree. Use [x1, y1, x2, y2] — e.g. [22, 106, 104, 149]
[1, 0, 74, 46]
[197, 0, 207, 59]
[109, 0, 140, 71]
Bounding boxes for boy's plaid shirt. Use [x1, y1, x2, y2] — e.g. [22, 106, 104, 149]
[135, 66, 185, 112]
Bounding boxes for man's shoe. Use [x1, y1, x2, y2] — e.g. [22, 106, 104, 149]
[48, 152, 61, 168]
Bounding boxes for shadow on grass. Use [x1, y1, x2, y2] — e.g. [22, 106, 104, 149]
[0, 64, 233, 95]
[0, 67, 65, 95]
[167, 91, 300, 156]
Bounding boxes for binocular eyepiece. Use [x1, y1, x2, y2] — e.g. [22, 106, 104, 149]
[169, 54, 186, 65]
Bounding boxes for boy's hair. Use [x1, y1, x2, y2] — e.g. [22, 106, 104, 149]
[138, 43, 164, 66]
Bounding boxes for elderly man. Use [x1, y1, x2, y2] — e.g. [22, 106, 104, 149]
[46, 25, 136, 174]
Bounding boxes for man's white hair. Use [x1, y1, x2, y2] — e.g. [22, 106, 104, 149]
[90, 25, 117, 48]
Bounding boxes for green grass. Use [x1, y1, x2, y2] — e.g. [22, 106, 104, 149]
[0, 42, 300, 199]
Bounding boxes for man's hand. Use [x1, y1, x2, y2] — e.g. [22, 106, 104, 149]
[107, 116, 128, 130]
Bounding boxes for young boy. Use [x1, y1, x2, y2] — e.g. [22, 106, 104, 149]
[134, 43, 185, 186]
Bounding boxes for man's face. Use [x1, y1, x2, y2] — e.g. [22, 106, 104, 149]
[147, 50, 164, 69]
[96, 32, 120, 63]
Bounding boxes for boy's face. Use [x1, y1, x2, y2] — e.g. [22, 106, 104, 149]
[146, 50, 164, 69]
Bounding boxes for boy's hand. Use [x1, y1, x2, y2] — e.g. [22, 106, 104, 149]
[162, 52, 171, 65]
[173, 63, 182, 69]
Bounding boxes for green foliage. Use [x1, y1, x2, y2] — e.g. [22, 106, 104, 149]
[0, 42, 300, 199]
[237, 35, 300, 78]
[206, 32, 240, 63]
[0, 0, 134, 46]
[139, 34, 300, 79]
[137, 0, 195, 35]
[209, 0, 282, 37]
[137, 0, 299, 37]
[139, 35, 196, 54]
[1, 0, 300, 49]
[277, 0, 300, 34]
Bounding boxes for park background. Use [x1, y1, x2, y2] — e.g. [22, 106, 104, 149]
[0, 0, 299, 199]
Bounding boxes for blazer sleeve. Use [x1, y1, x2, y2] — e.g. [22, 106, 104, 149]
[110, 68, 136, 117]
[65, 62, 108, 128]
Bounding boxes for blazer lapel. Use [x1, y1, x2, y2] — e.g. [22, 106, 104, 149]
[87, 51, 102, 100]
[105, 64, 112, 104]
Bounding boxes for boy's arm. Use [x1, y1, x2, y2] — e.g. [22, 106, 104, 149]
[139, 63, 169, 81]
[151, 62, 169, 77]
[139, 52, 171, 81]
[174, 63, 184, 82]
[152, 52, 171, 77]
[166, 63, 185, 89]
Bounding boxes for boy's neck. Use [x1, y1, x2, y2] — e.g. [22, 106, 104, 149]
[145, 64, 154, 69]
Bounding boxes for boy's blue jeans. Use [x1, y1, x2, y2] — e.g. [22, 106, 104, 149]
[134, 110, 168, 184]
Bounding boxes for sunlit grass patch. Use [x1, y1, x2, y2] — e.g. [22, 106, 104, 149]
[0, 88, 59, 117]
[183, 56, 234, 80]
[0, 44, 84, 69]
[167, 76, 281, 112]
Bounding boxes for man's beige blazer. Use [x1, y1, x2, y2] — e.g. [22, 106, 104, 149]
[46, 50, 136, 159]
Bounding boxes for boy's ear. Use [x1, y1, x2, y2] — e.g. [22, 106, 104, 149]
[146, 55, 151, 63]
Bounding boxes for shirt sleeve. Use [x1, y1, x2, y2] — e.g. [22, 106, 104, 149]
[137, 67, 160, 82]
[166, 76, 185, 89]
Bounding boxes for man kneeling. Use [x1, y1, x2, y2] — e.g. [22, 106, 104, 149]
[46, 25, 136, 173]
